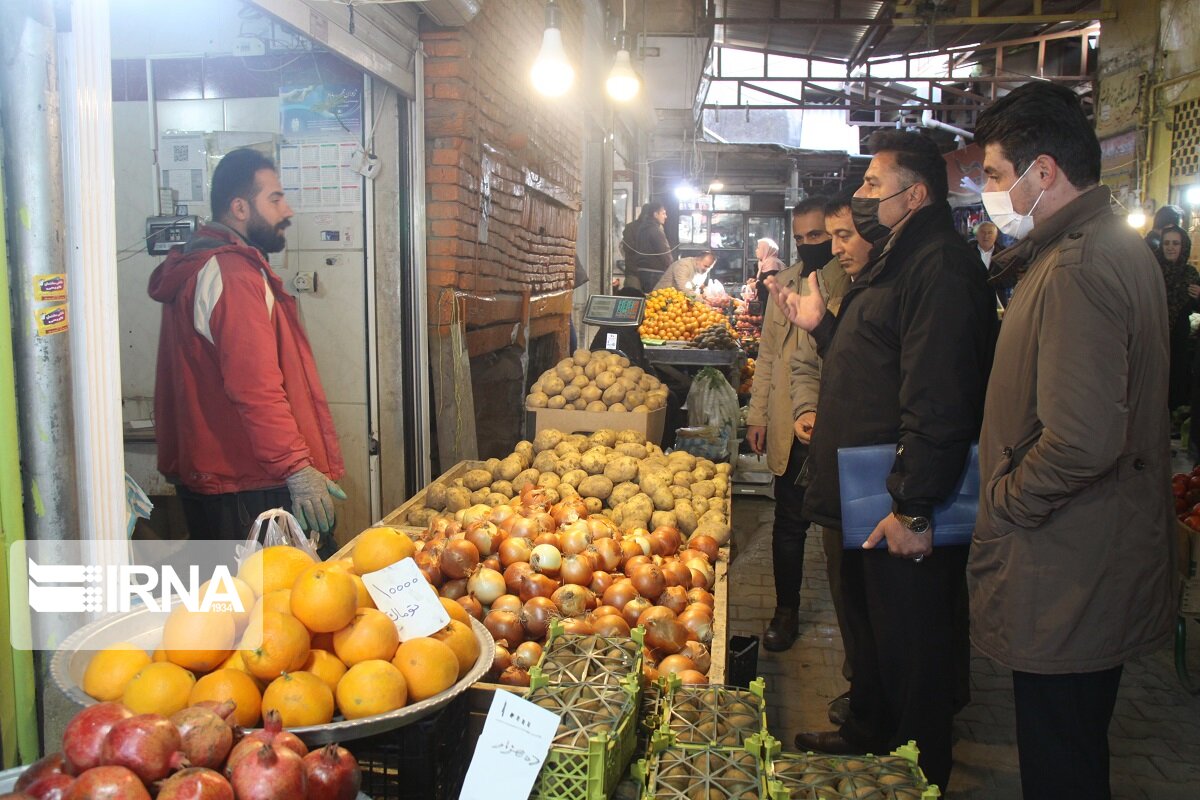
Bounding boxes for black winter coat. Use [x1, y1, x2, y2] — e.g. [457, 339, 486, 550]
[802, 203, 996, 528]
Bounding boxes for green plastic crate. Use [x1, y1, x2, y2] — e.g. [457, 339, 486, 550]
[764, 735, 941, 799]
[657, 676, 769, 750]
[635, 737, 776, 799]
[531, 620, 645, 686]
[524, 674, 640, 800]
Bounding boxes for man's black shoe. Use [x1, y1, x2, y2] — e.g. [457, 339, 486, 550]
[827, 691, 851, 726]
[793, 730, 864, 755]
[762, 606, 800, 652]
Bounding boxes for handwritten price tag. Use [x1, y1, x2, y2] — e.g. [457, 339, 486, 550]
[459, 691, 560, 800]
[361, 557, 450, 640]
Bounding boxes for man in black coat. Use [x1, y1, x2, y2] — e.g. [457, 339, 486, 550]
[769, 131, 994, 792]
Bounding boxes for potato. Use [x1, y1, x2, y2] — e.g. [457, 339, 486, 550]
[541, 487, 561, 504]
[532, 450, 559, 473]
[553, 442, 577, 459]
[615, 442, 648, 460]
[715, 462, 732, 475]
[595, 371, 617, 390]
[490, 479, 513, 497]
[692, 497, 709, 516]
[536, 472, 561, 489]
[547, 394, 567, 409]
[624, 389, 646, 408]
[583, 497, 603, 514]
[694, 461, 717, 480]
[673, 470, 694, 488]
[570, 374, 590, 389]
[557, 483, 578, 500]
[425, 482, 448, 510]
[601, 383, 626, 405]
[571, 348, 590, 365]
[589, 429, 618, 448]
[712, 475, 729, 497]
[555, 451, 582, 475]
[572, 399, 589, 410]
[555, 361, 576, 382]
[484, 493, 508, 507]
[624, 366, 645, 382]
[580, 448, 609, 475]
[691, 480, 716, 499]
[580, 385, 603, 403]
[514, 441, 534, 464]
[583, 360, 604, 379]
[675, 500, 698, 534]
[645, 393, 665, 411]
[485, 456, 501, 474]
[533, 429, 564, 453]
[513, 468, 541, 493]
[651, 510, 678, 530]
[445, 486, 472, 513]
[560, 469, 588, 488]
[669, 451, 698, 471]
[651, 486, 677, 511]
[694, 518, 731, 545]
[609, 481, 640, 507]
[561, 384, 582, 402]
[608, 402, 628, 412]
[604, 456, 638, 486]
[469, 487, 490, 505]
[578, 475, 614, 500]
[639, 471, 670, 496]
[527, 391, 549, 408]
[462, 468, 494, 491]
[585, 401, 608, 412]
[497, 455, 524, 481]
[617, 376, 638, 392]
[542, 375, 566, 395]
[639, 375, 657, 391]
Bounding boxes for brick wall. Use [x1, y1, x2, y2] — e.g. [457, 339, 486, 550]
[422, 0, 583, 304]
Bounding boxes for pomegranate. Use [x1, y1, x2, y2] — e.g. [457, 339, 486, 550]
[20, 773, 73, 800]
[229, 744, 306, 800]
[302, 744, 361, 800]
[61, 702, 134, 775]
[99, 714, 187, 784]
[156, 767, 234, 800]
[15, 753, 67, 791]
[224, 711, 307, 775]
[170, 703, 235, 770]
[62, 766, 149, 800]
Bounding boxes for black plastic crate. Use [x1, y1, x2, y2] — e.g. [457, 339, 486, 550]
[352, 693, 470, 800]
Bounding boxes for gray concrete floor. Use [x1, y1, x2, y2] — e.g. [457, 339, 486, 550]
[727, 496, 1200, 799]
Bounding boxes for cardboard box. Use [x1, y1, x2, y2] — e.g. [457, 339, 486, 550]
[528, 406, 666, 444]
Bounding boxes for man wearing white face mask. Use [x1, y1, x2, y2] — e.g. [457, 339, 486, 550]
[968, 82, 1174, 800]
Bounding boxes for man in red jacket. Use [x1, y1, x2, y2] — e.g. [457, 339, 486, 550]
[149, 148, 346, 542]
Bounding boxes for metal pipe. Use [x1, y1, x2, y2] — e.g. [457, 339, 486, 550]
[920, 109, 975, 140]
[408, 45, 432, 489]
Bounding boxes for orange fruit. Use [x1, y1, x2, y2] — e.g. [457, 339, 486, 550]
[152, 648, 169, 663]
[302, 649, 348, 694]
[351, 528, 415, 575]
[335, 660, 407, 720]
[429, 620, 480, 679]
[258, 589, 293, 616]
[390, 638, 458, 702]
[198, 576, 256, 632]
[440, 597, 470, 626]
[82, 643, 151, 701]
[290, 566, 358, 633]
[122, 662, 196, 716]
[238, 545, 316, 597]
[323, 558, 356, 573]
[332, 608, 400, 666]
[161, 606, 236, 673]
[261, 671, 334, 727]
[240, 610, 310, 681]
[348, 574, 374, 609]
[188, 668, 263, 727]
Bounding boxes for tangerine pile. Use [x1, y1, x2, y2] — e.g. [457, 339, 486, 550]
[82, 530, 478, 729]
[639, 287, 734, 342]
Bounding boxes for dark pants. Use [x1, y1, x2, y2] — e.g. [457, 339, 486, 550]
[821, 527, 854, 683]
[1012, 666, 1123, 800]
[838, 544, 971, 792]
[771, 440, 809, 608]
[179, 486, 292, 542]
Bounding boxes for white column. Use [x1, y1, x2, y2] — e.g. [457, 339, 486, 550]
[59, 0, 129, 567]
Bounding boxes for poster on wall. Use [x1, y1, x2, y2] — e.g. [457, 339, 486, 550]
[280, 82, 362, 139]
[278, 82, 363, 212]
[158, 132, 207, 203]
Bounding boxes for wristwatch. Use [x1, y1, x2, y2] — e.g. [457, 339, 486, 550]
[894, 512, 930, 534]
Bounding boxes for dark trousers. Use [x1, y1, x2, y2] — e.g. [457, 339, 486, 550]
[821, 527, 854, 683]
[771, 440, 809, 608]
[1012, 666, 1123, 800]
[178, 486, 292, 542]
[838, 544, 970, 792]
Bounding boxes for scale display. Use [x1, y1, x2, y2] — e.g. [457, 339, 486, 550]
[583, 294, 645, 327]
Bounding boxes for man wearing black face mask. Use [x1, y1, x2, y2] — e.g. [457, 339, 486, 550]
[769, 132, 994, 792]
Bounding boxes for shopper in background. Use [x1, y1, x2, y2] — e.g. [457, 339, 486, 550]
[968, 82, 1175, 800]
[654, 249, 716, 292]
[972, 221, 1001, 269]
[770, 131, 994, 792]
[149, 148, 346, 543]
[1144, 204, 1185, 253]
[1154, 225, 1197, 416]
[621, 201, 674, 289]
[746, 196, 837, 653]
[743, 237, 786, 303]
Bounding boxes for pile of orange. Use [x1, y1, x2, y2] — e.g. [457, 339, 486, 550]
[639, 287, 733, 342]
[82, 531, 477, 729]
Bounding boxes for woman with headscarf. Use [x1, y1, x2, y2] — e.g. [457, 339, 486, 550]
[1157, 224, 1196, 413]
[743, 237, 786, 303]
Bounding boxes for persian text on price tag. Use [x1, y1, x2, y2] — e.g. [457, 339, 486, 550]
[459, 691, 560, 800]
[361, 557, 450, 640]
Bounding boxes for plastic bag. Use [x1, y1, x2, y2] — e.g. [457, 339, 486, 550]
[684, 367, 741, 461]
[236, 508, 320, 568]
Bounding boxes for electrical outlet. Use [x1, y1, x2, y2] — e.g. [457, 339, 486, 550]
[233, 37, 266, 57]
[293, 272, 317, 293]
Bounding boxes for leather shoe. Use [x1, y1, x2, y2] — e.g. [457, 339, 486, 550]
[827, 691, 851, 726]
[762, 606, 800, 652]
[793, 730, 864, 756]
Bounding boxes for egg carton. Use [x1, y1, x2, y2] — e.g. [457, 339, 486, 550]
[532, 620, 644, 687]
[657, 676, 768, 751]
[765, 738, 941, 800]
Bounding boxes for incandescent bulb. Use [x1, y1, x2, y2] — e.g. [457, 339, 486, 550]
[1126, 211, 1146, 228]
[531, 27, 574, 97]
[606, 49, 640, 102]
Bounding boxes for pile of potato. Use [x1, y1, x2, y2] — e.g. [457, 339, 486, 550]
[398, 428, 732, 543]
[526, 349, 668, 413]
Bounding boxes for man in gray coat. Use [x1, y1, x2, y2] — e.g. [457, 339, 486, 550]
[969, 82, 1176, 800]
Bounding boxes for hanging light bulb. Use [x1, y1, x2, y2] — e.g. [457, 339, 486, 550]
[607, 30, 640, 102]
[531, 1, 574, 97]
[1126, 210, 1146, 228]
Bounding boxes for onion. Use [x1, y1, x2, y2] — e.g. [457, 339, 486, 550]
[512, 641, 543, 671]
[661, 561, 692, 589]
[657, 654, 697, 676]
[652, 525, 683, 551]
[688, 560, 716, 590]
[559, 554, 594, 587]
[550, 498, 588, 526]
[643, 663, 660, 683]
[490, 594, 522, 614]
[491, 641, 512, 675]
[637, 605, 676, 629]
[518, 572, 558, 603]
[622, 596, 653, 627]
[644, 616, 687, 655]
[465, 521, 502, 557]
[461, 504, 493, 527]
[586, 516, 619, 539]
[630, 564, 666, 599]
[589, 570, 615, 596]
[440, 577, 468, 600]
[489, 504, 516, 526]
[676, 669, 709, 685]
[462, 569, 500, 606]
[503, 562, 534, 594]
[520, 596, 558, 639]
[530, 543, 563, 577]
[686, 588, 715, 608]
[624, 554, 653, 575]
[648, 530, 680, 557]
[677, 606, 714, 644]
[677, 548, 708, 565]
[587, 539, 622, 572]
[551, 584, 592, 618]
[440, 539, 480, 580]
[559, 617, 594, 635]
[558, 520, 593, 555]
[503, 515, 537, 540]
[457, 594, 483, 620]
[499, 537, 534, 568]
[591, 604, 621, 619]
[680, 641, 711, 674]
[592, 614, 631, 638]
[657, 585, 689, 616]
[484, 609, 525, 646]
[602, 579, 638, 611]
[628, 532, 653, 556]
[519, 485, 549, 512]
[532, 531, 560, 549]
[688, 534, 720, 561]
[498, 666, 531, 687]
[618, 539, 644, 569]
[530, 511, 557, 534]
